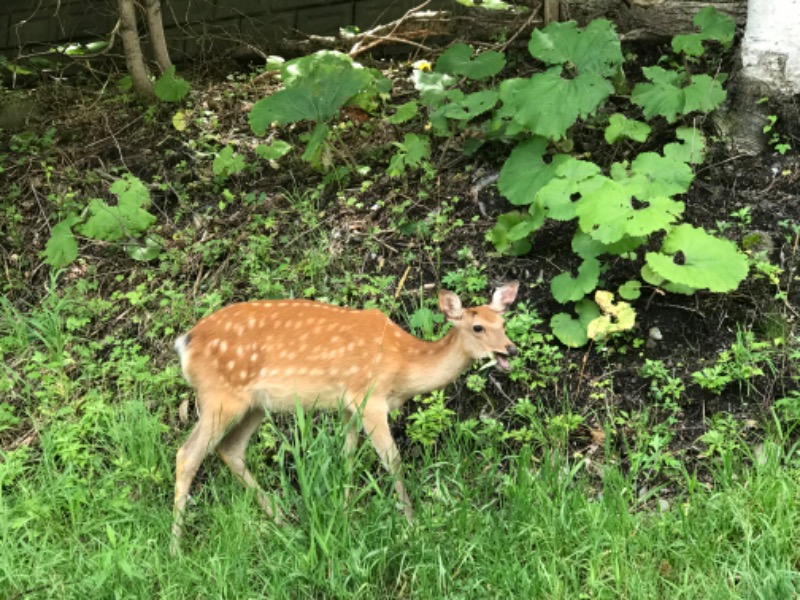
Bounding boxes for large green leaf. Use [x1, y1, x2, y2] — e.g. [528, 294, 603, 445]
[631, 67, 685, 122]
[576, 158, 687, 244]
[501, 68, 613, 140]
[572, 231, 644, 259]
[672, 6, 735, 56]
[498, 21, 622, 140]
[682, 74, 726, 114]
[551, 299, 601, 348]
[624, 195, 685, 237]
[435, 43, 506, 80]
[43, 215, 79, 268]
[664, 127, 707, 164]
[645, 224, 749, 292]
[154, 65, 190, 102]
[551, 258, 601, 304]
[497, 137, 555, 205]
[529, 19, 622, 77]
[282, 51, 347, 85]
[692, 6, 735, 44]
[249, 53, 374, 135]
[575, 179, 631, 243]
[490, 211, 534, 255]
[536, 157, 601, 221]
[628, 152, 694, 197]
[632, 67, 725, 122]
[79, 175, 155, 242]
[604, 113, 651, 144]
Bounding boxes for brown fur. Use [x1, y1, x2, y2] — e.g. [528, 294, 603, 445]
[171, 282, 519, 553]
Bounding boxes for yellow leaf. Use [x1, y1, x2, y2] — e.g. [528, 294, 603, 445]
[172, 111, 188, 131]
[587, 290, 636, 339]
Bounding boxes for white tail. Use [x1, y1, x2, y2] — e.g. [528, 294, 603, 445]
[171, 282, 519, 551]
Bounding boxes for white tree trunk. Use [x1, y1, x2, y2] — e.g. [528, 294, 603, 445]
[729, 0, 800, 154]
[740, 0, 800, 94]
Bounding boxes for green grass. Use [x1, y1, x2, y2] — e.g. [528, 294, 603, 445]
[3, 398, 800, 599]
[2, 266, 799, 598]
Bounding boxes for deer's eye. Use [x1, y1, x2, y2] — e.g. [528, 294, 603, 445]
[473, 325, 485, 333]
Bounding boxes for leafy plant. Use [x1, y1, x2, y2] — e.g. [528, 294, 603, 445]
[499, 19, 623, 140]
[44, 174, 161, 268]
[412, 44, 504, 141]
[759, 105, 793, 155]
[249, 51, 390, 168]
[621, 360, 688, 478]
[388, 133, 431, 177]
[212, 145, 247, 181]
[691, 330, 772, 396]
[255, 140, 293, 162]
[407, 390, 456, 447]
[671, 6, 735, 56]
[632, 6, 733, 122]
[504, 302, 564, 389]
[479, 8, 744, 346]
[153, 66, 191, 102]
[699, 413, 744, 458]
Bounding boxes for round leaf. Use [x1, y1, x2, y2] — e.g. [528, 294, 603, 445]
[435, 43, 506, 80]
[645, 224, 748, 292]
[551, 258, 600, 304]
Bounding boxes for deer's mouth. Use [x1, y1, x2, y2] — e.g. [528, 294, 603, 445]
[493, 351, 511, 371]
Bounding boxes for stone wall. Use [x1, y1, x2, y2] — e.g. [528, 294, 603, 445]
[1, 0, 448, 59]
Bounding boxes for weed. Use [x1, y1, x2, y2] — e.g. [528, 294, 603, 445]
[691, 330, 773, 396]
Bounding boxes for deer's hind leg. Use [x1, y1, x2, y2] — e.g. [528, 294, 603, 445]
[172, 388, 248, 553]
[216, 406, 283, 521]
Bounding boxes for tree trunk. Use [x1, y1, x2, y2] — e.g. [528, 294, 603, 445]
[730, 0, 800, 154]
[564, 0, 746, 40]
[740, 0, 800, 93]
[143, 0, 172, 73]
[118, 0, 154, 98]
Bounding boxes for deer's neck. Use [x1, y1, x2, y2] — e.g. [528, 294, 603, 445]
[396, 328, 473, 399]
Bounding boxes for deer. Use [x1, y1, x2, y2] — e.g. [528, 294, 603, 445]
[171, 281, 519, 552]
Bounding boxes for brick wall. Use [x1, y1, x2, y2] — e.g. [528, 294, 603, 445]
[1, 0, 449, 58]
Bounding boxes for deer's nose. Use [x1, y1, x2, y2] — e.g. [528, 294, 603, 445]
[506, 344, 518, 357]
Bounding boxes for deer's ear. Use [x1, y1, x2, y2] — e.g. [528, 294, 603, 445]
[439, 290, 464, 321]
[489, 281, 519, 314]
